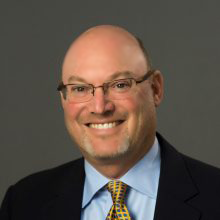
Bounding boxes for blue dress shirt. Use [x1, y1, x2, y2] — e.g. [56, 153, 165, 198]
[81, 137, 161, 220]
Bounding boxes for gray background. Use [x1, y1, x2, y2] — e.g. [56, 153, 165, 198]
[0, 0, 219, 203]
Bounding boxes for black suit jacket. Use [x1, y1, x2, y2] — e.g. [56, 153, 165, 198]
[1, 133, 220, 220]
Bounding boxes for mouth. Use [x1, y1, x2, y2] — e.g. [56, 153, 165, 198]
[85, 120, 124, 129]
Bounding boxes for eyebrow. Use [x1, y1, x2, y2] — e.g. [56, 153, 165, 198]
[67, 71, 137, 84]
[67, 75, 88, 83]
[107, 71, 138, 81]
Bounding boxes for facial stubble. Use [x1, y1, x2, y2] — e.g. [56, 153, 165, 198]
[80, 126, 131, 161]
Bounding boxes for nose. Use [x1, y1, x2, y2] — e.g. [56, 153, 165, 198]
[89, 87, 115, 114]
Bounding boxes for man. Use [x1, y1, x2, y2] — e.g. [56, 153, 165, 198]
[1, 25, 220, 220]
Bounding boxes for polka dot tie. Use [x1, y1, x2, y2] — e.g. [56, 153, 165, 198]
[106, 180, 131, 220]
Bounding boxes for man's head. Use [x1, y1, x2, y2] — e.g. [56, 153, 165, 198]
[59, 25, 163, 169]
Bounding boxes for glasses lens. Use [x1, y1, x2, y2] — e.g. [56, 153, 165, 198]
[108, 79, 133, 100]
[66, 84, 92, 102]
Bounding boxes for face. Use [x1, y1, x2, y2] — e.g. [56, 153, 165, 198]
[61, 27, 163, 165]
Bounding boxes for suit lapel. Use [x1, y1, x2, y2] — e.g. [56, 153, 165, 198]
[41, 158, 85, 220]
[154, 134, 201, 220]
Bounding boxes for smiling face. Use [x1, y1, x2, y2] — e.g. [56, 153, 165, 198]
[61, 26, 163, 167]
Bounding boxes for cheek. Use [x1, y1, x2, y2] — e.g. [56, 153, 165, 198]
[62, 102, 87, 143]
[63, 102, 86, 129]
[63, 102, 83, 119]
[125, 91, 155, 132]
[121, 96, 143, 129]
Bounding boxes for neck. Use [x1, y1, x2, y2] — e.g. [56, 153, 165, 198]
[91, 160, 133, 179]
[85, 142, 153, 179]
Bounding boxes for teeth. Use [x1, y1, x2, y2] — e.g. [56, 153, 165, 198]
[89, 122, 117, 129]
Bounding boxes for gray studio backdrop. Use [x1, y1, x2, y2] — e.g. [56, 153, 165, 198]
[1, 0, 219, 203]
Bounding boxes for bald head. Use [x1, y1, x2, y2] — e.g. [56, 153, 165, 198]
[62, 25, 151, 81]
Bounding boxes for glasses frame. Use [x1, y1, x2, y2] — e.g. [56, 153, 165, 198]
[57, 70, 155, 102]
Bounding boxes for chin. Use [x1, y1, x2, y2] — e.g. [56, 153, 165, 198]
[81, 132, 131, 161]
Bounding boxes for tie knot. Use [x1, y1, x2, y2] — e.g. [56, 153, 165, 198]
[106, 180, 128, 204]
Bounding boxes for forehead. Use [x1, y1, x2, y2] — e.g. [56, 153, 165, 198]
[66, 71, 140, 84]
[62, 28, 147, 83]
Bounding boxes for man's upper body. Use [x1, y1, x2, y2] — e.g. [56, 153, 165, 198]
[1, 133, 220, 220]
[1, 25, 220, 219]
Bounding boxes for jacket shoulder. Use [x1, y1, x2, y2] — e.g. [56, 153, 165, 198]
[181, 154, 220, 187]
[4, 158, 85, 205]
[13, 157, 84, 190]
[0, 158, 85, 219]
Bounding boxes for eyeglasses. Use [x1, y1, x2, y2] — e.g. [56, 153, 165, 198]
[57, 70, 155, 103]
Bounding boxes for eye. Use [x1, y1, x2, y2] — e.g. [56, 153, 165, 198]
[111, 80, 132, 91]
[68, 85, 91, 95]
[71, 86, 86, 92]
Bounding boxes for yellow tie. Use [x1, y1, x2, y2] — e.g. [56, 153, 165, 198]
[106, 180, 132, 220]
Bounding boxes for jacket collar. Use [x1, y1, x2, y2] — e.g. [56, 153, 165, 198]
[154, 133, 201, 220]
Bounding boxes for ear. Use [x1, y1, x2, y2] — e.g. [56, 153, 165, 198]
[60, 92, 66, 109]
[151, 70, 164, 107]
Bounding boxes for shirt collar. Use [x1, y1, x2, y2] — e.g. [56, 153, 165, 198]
[82, 137, 161, 208]
[120, 137, 161, 198]
[82, 160, 109, 208]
